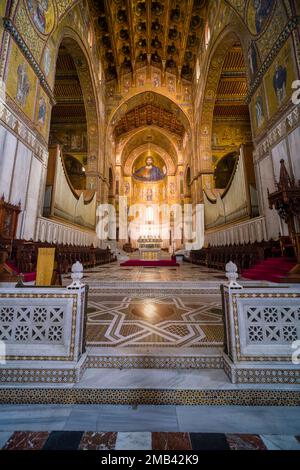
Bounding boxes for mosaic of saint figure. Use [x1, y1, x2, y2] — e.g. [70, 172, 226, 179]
[37, 95, 46, 125]
[16, 64, 30, 107]
[248, 42, 258, 81]
[133, 157, 166, 182]
[27, 0, 49, 33]
[43, 47, 51, 76]
[273, 62, 287, 105]
[253, 0, 275, 34]
[124, 181, 130, 195]
[255, 95, 264, 128]
[146, 188, 153, 201]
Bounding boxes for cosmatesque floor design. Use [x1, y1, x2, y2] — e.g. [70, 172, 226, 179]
[0, 431, 299, 450]
[86, 293, 224, 348]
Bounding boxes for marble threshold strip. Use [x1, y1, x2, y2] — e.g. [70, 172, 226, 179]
[1, 431, 300, 450]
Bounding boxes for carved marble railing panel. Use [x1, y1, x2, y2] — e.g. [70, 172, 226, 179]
[223, 285, 300, 363]
[205, 216, 267, 247]
[0, 286, 87, 361]
[0, 305, 64, 344]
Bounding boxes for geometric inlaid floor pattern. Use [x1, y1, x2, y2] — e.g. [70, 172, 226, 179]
[86, 293, 224, 348]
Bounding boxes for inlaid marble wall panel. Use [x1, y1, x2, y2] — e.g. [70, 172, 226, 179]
[271, 139, 290, 183]
[10, 140, 32, 210]
[288, 126, 300, 181]
[256, 154, 282, 240]
[0, 124, 46, 239]
[0, 124, 18, 200]
[22, 156, 43, 240]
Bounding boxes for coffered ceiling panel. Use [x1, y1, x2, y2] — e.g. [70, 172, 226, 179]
[89, 0, 207, 82]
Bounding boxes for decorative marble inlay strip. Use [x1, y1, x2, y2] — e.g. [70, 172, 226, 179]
[0, 388, 298, 406]
[223, 356, 300, 385]
[87, 355, 223, 370]
[0, 368, 77, 384]
[234, 368, 300, 385]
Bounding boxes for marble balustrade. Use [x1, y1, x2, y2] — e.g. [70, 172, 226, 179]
[222, 284, 300, 384]
[0, 285, 88, 383]
[205, 216, 268, 247]
[35, 216, 103, 248]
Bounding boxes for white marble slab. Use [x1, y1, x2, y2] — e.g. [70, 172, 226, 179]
[115, 432, 152, 450]
[261, 435, 300, 450]
[176, 406, 300, 434]
[0, 432, 13, 449]
[96, 405, 178, 432]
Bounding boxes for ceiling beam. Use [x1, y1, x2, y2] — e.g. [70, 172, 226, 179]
[125, 0, 136, 73]
[162, 0, 171, 61]
[178, 0, 194, 73]
[104, 0, 120, 75]
[147, 0, 151, 56]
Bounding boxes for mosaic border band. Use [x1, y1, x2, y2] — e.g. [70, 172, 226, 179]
[0, 388, 299, 406]
[87, 355, 223, 370]
[89, 288, 221, 296]
[246, 18, 298, 100]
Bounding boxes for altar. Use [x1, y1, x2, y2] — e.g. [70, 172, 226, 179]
[138, 236, 162, 260]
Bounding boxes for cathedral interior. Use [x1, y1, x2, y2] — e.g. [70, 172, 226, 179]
[0, 0, 300, 453]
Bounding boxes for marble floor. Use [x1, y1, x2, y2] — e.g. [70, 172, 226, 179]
[0, 403, 299, 434]
[63, 261, 228, 284]
[0, 404, 299, 450]
[0, 430, 300, 450]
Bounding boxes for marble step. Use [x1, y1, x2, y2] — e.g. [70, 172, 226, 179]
[86, 347, 223, 369]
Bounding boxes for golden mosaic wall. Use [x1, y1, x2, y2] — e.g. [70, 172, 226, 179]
[5, 40, 38, 122]
[0, 2, 6, 47]
[193, 0, 299, 203]
[2, 1, 102, 146]
[212, 121, 253, 162]
[264, 37, 298, 119]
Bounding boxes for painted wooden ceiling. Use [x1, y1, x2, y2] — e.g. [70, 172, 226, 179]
[113, 103, 185, 139]
[89, 0, 207, 82]
[214, 45, 249, 120]
[52, 46, 86, 124]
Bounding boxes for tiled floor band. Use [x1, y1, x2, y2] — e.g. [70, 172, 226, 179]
[1, 431, 300, 450]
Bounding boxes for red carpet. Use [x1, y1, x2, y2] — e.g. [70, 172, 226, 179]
[5, 260, 36, 282]
[120, 259, 179, 267]
[242, 257, 296, 283]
